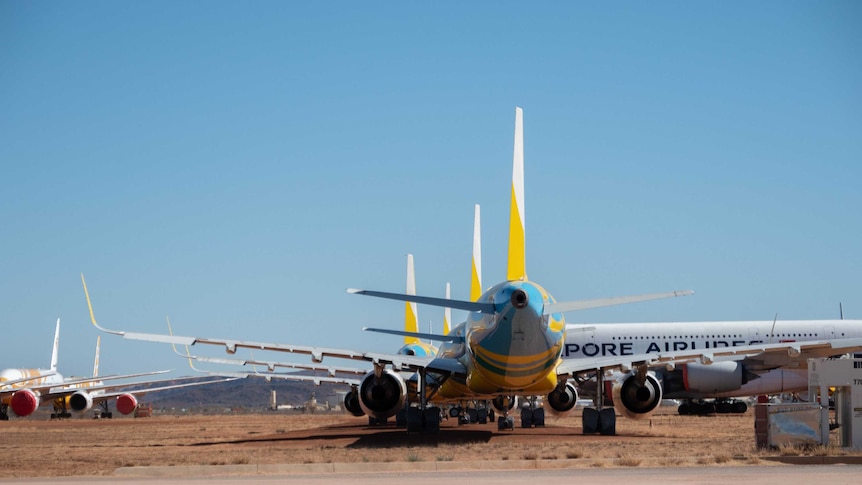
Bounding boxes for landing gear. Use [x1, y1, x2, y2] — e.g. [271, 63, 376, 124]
[452, 401, 492, 426]
[51, 400, 71, 420]
[520, 396, 545, 428]
[678, 399, 748, 415]
[582, 369, 616, 435]
[494, 395, 516, 431]
[582, 407, 616, 435]
[96, 401, 113, 419]
[406, 406, 441, 433]
[497, 415, 515, 430]
[405, 368, 441, 434]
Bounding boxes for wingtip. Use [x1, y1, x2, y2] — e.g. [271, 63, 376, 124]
[346, 288, 363, 294]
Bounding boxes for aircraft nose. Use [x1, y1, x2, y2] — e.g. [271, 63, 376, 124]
[510, 288, 529, 309]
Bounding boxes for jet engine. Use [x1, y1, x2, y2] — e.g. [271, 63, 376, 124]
[358, 369, 407, 421]
[10, 389, 39, 417]
[69, 390, 94, 412]
[491, 395, 516, 414]
[545, 382, 579, 416]
[612, 371, 663, 420]
[343, 388, 364, 417]
[664, 362, 758, 395]
[116, 393, 138, 415]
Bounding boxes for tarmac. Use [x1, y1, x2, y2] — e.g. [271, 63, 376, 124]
[4, 461, 862, 485]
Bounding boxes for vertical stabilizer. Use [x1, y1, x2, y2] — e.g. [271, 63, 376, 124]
[470, 204, 483, 301]
[92, 336, 101, 377]
[404, 254, 420, 344]
[443, 282, 452, 335]
[50, 318, 60, 372]
[506, 107, 527, 281]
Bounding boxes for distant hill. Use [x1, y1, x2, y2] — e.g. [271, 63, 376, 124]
[138, 376, 346, 412]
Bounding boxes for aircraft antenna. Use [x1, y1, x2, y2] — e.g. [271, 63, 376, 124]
[768, 313, 778, 344]
[840, 302, 844, 320]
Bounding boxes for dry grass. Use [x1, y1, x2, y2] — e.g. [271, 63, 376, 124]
[0, 409, 859, 478]
[616, 455, 642, 467]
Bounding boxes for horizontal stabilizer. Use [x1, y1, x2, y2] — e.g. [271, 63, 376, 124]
[363, 327, 463, 343]
[544, 290, 694, 314]
[347, 288, 496, 313]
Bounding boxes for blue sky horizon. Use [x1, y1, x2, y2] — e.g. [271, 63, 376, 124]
[2, 2, 860, 378]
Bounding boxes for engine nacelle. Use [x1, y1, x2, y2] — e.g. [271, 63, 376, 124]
[682, 362, 745, 393]
[116, 393, 138, 415]
[10, 389, 40, 417]
[612, 371, 663, 420]
[545, 382, 579, 417]
[358, 369, 407, 421]
[343, 388, 364, 417]
[69, 390, 94, 412]
[491, 395, 516, 414]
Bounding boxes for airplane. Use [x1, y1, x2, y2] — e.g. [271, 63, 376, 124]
[0, 319, 232, 419]
[562, 317, 862, 415]
[81, 107, 862, 435]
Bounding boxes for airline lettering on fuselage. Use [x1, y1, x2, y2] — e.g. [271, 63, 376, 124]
[563, 340, 764, 358]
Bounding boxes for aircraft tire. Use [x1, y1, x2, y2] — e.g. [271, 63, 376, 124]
[582, 407, 599, 434]
[599, 408, 616, 436]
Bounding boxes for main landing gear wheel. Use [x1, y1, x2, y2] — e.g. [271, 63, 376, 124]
[582, 408, 616, 436]
[497, 416, 514, 430]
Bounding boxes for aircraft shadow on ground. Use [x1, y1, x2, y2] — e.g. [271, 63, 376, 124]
[347, 428, 494, 448]
[184, 424, 493, 447]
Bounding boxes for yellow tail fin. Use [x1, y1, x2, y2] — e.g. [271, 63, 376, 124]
[506, 107, 527, 281]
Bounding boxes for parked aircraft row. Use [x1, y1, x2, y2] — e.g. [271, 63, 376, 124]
[0, 319, 232, 420]
[79, 107, 862, 435]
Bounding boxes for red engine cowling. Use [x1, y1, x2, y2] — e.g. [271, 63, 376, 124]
[116, 393, 138, 415]
[10, 389, 40, 417]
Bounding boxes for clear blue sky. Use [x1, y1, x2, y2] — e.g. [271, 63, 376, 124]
[2, 2, 860, 378]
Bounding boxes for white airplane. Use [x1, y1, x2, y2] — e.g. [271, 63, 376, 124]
[0, 319, 231, 419]
[562, 317, 862, 416]
[82, 107, 862, 435]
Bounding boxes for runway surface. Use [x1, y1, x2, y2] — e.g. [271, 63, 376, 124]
[5, 465, 862, 484]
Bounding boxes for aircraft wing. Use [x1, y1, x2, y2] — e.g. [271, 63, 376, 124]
[0, 370, 172, 400]
[177, 351, 364, 386]
[175, 348, 368, 377]
[38, 375, 226, 401]
[83, 274, 467, 377]
[84, 377, 239, 403]
[190, 368, 363, 386]
[557, 337, 862, 376]
[99, 328, 460, 374]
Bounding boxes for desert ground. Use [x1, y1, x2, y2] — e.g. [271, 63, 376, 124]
[1, 408, 859, 478]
